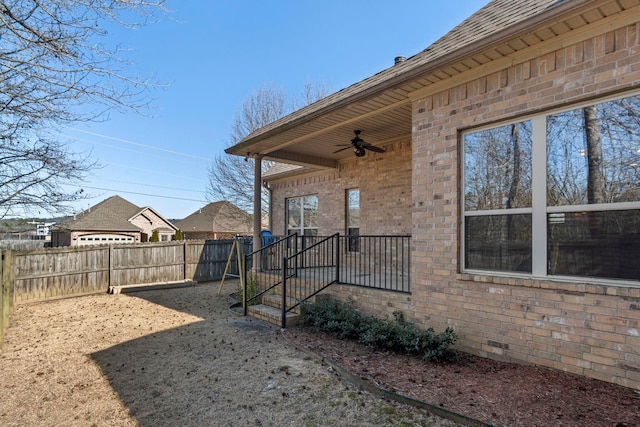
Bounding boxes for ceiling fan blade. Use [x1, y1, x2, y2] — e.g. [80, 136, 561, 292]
[333, 146, 351, 154]
[363, 145, 385, 153]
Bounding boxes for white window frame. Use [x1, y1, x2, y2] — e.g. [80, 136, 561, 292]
[286, 194, 318, 236]
[462, 91, 640, 285]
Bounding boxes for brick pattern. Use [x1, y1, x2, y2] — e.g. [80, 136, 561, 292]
[130, 209, 174, 241]
[267, 23, 640, 389]
[411, 23, 640, 389]
[269, 140, 412, 237]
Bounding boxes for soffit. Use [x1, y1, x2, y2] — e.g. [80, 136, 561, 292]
[227, 0, 639, 170]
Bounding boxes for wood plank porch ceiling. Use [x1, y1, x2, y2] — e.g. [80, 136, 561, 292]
[226, 0, 639, 170]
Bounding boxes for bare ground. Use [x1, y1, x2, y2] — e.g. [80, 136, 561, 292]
[1, 281, 639, 426]
[0, 281, 460, 427]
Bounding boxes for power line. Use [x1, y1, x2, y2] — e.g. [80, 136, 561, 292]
[77, 185, 208, 203]
[65, 135, 206, 167]
[66, 127, 214, 162]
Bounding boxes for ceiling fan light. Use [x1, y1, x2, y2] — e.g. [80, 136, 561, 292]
[354, 146, 366, 157]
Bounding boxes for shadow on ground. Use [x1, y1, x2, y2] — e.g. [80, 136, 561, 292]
[90, 281, 291, 426]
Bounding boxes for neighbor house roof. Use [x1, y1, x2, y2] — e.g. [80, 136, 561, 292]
[226, 0, 631, 168]
[175, 201, 252, 234]
[55, 195, 176, 232]
[56, 196, 142, 231]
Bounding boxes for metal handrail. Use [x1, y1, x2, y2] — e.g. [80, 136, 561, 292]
[281, 233, 339, 328]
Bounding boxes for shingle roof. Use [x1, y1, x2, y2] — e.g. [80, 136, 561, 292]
[263, 162, 306, 179]
[55, 195, 144, 232]
[174, 201, 252, 234]
[228, 0, 568, 152]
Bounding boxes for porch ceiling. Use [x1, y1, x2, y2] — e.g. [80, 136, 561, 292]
[259, 97, 413, 169]
[227, 0, 640, 170]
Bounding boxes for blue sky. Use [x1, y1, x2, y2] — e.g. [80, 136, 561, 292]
[59, 0, 489, 220]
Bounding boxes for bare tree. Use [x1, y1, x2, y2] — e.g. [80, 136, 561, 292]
[207, 83, 329, 214]
[0, 0, 167, 218]
[547, 96, 640, 205]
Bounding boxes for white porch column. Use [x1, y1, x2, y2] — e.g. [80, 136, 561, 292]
[252, 154, 263, 270]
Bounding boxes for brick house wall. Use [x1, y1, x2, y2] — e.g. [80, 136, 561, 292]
[408, 22, 640, 389]
[268, 139, 412, 237]
[266, 21, 640, 389]
[130, 209, 175, 241]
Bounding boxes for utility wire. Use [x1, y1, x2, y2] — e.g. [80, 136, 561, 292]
[65, 135, 206, 167]
[66, 127, 214, 162]
[77, 185, 208, 203]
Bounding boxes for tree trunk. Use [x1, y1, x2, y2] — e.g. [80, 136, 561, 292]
[583, 105, 605, 204]
[583, 105, 605, 239]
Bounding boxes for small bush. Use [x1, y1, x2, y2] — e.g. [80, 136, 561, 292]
[301, 298, 366, 339]
[301, 299, 457, 362]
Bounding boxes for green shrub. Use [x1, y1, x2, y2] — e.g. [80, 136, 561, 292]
[301, 299, 457, 361]
[301, 298, 367, 339]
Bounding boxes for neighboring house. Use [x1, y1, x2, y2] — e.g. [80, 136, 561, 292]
[227, 0, 640, 390]
[51, 195, 178, 246]
[174, 201, 253, 240]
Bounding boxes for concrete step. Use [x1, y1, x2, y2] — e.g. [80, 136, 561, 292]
[247, 303, 301, 327]
[261, 293, 303, 313]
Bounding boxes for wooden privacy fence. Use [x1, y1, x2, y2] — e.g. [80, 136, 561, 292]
[0, 239, 252, 344]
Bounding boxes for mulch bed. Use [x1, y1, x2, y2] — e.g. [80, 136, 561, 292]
[284, 326, 640, 427]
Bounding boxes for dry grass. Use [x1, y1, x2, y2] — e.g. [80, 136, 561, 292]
[0, 281, 459, 427]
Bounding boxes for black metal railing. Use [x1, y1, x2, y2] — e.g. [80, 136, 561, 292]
[242, 233, 411, 324]
[337, 235, 411, 292]
[242, 233, 298, 312]
[281, 233, 340, 327]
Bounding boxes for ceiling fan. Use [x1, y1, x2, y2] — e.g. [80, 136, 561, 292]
[333, 130, 385, 157]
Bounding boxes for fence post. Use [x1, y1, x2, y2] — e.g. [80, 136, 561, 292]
[183, 240, 188, 281]
[1, 250, 14, 348]
[281, 256, 288, 329]
[108, 244, 113, 288]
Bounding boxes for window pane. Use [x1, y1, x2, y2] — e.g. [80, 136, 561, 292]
[548, 210, 640, 280]
[347, 189, 360, 228]
[287, 198, 301, 229]
[465, 214, 532, 272]
[547, 96, 640, 206]
[464, 121, 532, 211]
[303, 196, 318, 228]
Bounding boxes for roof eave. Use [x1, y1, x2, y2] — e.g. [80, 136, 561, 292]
[226, 0, 594, 156]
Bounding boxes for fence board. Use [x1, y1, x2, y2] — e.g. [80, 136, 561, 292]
[4, 239, 246, 304]
[13, 246, 109, 302]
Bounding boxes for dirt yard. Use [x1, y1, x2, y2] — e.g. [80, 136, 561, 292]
[2, 280, 639, 426]
[0, 281, 460, 427]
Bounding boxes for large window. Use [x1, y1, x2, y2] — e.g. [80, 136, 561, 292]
[286, 195, 318, 236]
[463, 93, 640, 282]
